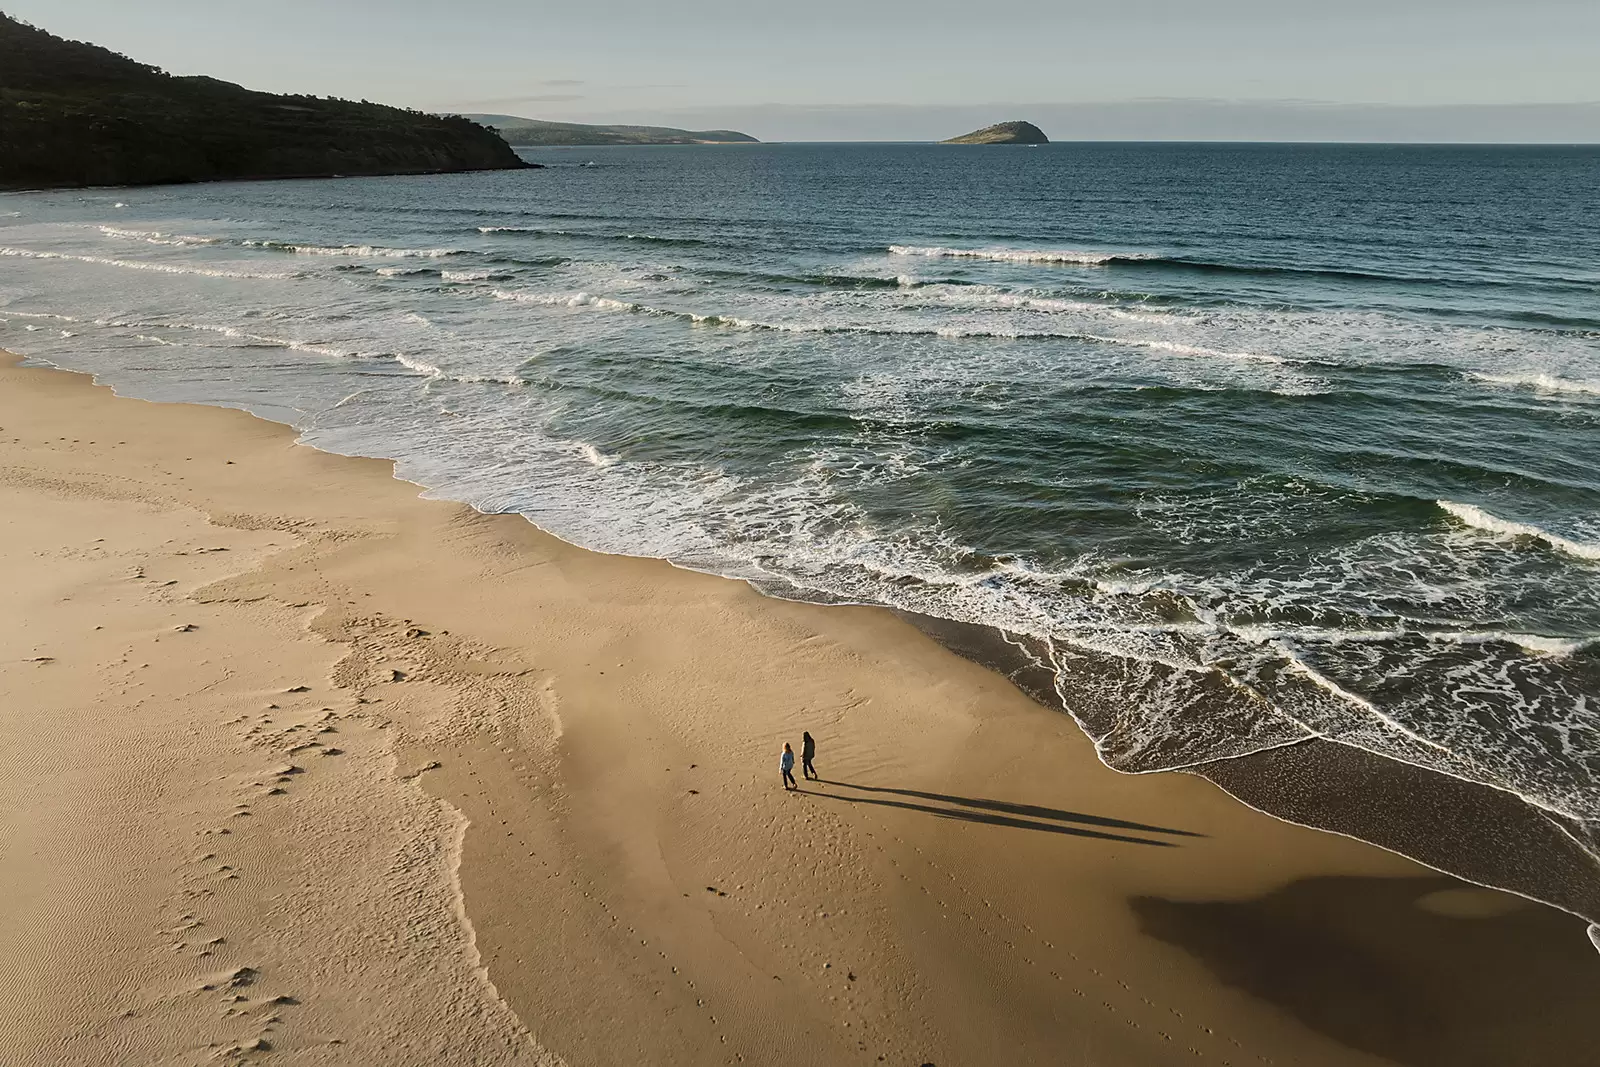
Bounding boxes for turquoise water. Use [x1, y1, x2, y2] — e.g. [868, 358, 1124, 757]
[3, 143, 1597, 910]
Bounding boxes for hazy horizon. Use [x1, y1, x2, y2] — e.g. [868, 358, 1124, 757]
[9, 0, 1600, 143]
[469, 102, 1600, 145]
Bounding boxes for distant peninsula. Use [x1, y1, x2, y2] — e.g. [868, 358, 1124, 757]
[941, 121, 1049, 145]
[0, 14, 530, 191]
[466, 115, 759, 147]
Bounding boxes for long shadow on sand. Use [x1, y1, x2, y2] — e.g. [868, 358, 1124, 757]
[1133, 875, 1600, 1067]
[805, 781, 1201, 847]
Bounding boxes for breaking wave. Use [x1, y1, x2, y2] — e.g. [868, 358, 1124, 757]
[99, 226, 220, 246]
[0, 246, 292, 279]
[4, 143, 1599, 934]
[890, 244, 1143, 266]
[1469, 371, 1600, 397]
[244, 240, 467, 258]
[485, 287, 1288, 363]
[1437, 500, 1600, 561]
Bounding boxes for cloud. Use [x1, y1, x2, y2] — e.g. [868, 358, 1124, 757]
[446, 92, 586, 108]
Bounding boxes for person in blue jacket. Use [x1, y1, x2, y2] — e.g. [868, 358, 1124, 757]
[780, 742, 798, 790]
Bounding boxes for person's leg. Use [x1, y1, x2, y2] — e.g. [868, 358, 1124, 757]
[783, 768, 795, 789]
[803, 757, 816, 779]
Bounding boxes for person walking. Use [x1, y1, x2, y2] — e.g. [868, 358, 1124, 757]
[780, 742, 798, 790]
[801, 731, 818, 780]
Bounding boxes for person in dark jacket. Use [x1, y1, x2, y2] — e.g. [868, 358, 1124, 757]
[801, 731, 818, 780]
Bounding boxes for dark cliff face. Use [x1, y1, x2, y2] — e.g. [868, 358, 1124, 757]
[0, 13, 530, 190]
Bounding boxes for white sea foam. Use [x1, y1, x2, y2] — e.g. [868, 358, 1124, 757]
[491, 289, 648, 315]
[1469, 371, 1600, 397]
[1439, 631, 1595, 657]
[442, 269, 495, 282]
[245, 240, 466, 258]
[1216, 619, 1589, 659]
[939, 290, 1106, 316]
[95, 317, 354, 360]
[111, 326, 515, 388]
[574, 442, 620, 467]
[99, 226, 219, 246]
[0, 310, 80, 322]
[1437, 500, 1600, 561]
[394, 352, 446, 377]
[1261, 642, 1472, 759]
[935, 289, 1190, 329]
[484, 287, 1288, 366]
[217, 329, 351, 360]
[455, 373, 524, 386]
[14, 297, 1595, 853]
[1084, 334, 1286, 364]
[388, 351, 521, 386]
[9, 174, 1598, 923]
[376, 266, 432, 276]
[0, 247, 291, 279]
[888, 244, 1148, 266]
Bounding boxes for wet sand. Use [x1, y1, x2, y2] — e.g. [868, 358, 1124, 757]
[2, 349, 1595, 1066]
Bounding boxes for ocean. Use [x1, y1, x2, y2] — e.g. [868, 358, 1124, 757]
[3, 142, 1597, 922]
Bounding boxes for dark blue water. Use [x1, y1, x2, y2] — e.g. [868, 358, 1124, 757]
[3, 143, 1597, 913]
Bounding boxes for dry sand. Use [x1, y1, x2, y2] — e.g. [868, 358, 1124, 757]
[2, 350, 1595, 1067]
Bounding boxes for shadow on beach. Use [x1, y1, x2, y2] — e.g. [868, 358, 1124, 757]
[1133, 874, 1600, 1067]
[803, 780, 1201, 847]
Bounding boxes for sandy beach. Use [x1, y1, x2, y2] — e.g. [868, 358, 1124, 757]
[2, 348, 1596, 1067]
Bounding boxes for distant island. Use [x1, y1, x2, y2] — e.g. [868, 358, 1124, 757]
[465, 115, 759, 147]
[941, 121, 1049, 145]
[0, 14, 529, 191]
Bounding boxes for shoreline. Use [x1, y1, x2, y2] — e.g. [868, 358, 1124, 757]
[4, 349, 1597, 1065]
[58, 337, 1593, 930]
[21, 349, 1594, 925]
[898, 612, 1600, 927]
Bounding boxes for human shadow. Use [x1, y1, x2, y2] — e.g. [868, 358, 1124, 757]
[806, 781, 1201, 847]
[1131, 875, 1600, 1067]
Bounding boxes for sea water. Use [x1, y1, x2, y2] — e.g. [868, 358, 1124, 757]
[3, 142, 1596, 912]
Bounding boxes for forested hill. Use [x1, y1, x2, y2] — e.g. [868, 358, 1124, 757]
[0, 13, 529, 190]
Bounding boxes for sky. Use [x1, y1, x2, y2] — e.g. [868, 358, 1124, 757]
[10, 0, 1600, 141]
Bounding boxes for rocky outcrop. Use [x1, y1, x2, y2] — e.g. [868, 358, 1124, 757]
[941, 121, 1049, 145]
[0, 14, 531, 190]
